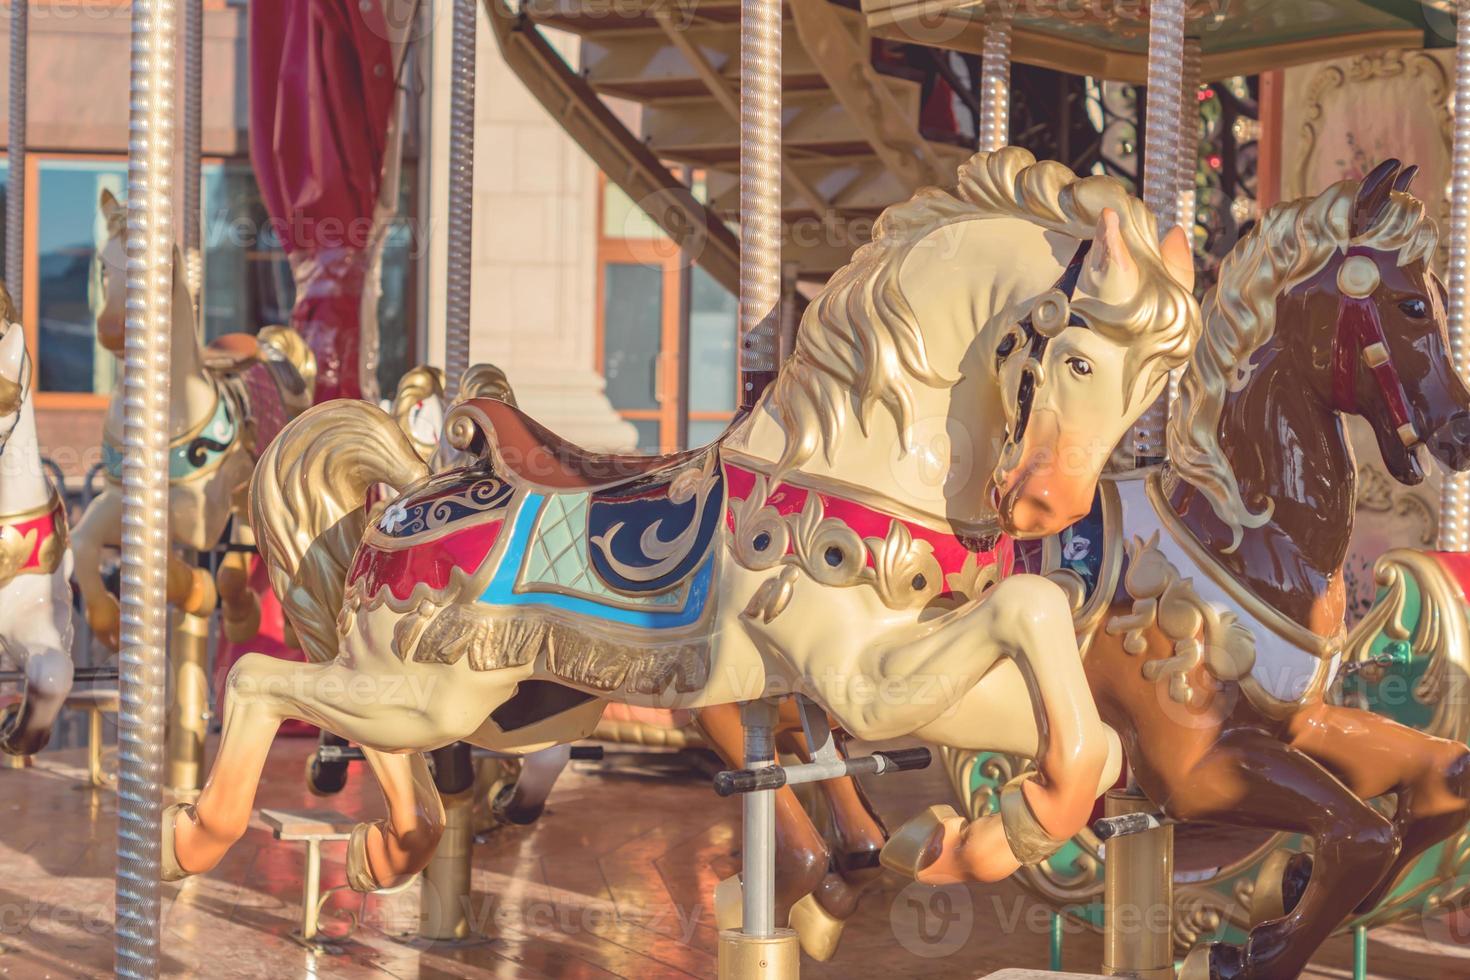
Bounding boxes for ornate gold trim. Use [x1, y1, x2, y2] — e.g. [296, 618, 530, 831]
[1146, 470, 1345, 659]
[1294, 49, 1452, 269]
[1106, 532, 1258, 707]
[722, 448, 1000, 539]
[1342, 548, 1470, 744]
[0, 490, 66, 585]
[728, 470, 945, 614]
[998, 774, 1066, 865]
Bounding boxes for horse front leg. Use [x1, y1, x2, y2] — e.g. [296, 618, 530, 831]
[71, 489, 123, 649]
[880, 575, 1120, 884]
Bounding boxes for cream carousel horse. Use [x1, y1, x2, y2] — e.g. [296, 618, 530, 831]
[0, 303, 75, 756]
[72, 190, 316, 649]
[163, 148, 1200, 896]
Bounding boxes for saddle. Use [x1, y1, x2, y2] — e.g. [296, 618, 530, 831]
[449, 397, 704, 492]
[449, 398, 728, 596]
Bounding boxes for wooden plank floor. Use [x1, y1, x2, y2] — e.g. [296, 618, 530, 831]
[1, 736, 1468, 978]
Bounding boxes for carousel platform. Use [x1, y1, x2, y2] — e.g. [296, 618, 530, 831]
[0, 736, 1461, 978]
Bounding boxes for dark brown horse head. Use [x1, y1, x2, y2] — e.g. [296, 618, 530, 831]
[1319, 159, 1470, 484]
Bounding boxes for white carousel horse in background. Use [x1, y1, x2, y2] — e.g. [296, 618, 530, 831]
[73, 189, 316, 649]
[162, 148, 1200, 898]
[0, 304, 76, 756]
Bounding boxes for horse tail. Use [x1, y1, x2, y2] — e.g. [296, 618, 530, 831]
[250, 399, 428, 664]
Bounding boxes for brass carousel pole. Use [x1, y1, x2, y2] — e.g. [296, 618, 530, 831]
[6, 0, 24, 311]
[1106, 2, 1183, 978]
[116, 0, 176, 973]
[977, 5, 1011, 153]
[1127, 0, 1185, 467]
[719, 0, 795, 973]
[165, 0, 208, 800]
[419, 0, 479, 943]
[1442, 0, 1470, 553]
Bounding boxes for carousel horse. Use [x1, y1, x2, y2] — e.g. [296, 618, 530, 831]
[161, 148, 1201, 897]
[72, 189, 316, 649]
[0, 300, 75, 756]
[1048, 160, 1470, 980]
[741, 160, 1470, 969]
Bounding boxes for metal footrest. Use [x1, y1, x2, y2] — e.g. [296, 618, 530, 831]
[259, 808, 358, 947]
[714, 746, 931, 797]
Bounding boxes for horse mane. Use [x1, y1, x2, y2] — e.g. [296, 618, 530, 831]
[758, 145, 1198, 478]
[1168, 178, 1438, 550]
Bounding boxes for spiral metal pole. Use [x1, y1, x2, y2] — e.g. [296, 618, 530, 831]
[1175, 38, 1200, 242]
[977, 9, 1011, 153]
[1128, 0, 1184, 465]
[117, 0, 175, 974]
[1165, 37, 1201, 417]
[738, 0, 781, 410]
[443, 0, 476, 402]
[182, 0, 202, 307]
[1443, 3, 1470, 553]
[6, 0, 25, 312]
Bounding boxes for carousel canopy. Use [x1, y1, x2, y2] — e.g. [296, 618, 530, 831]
[861, 0, 1456, 83]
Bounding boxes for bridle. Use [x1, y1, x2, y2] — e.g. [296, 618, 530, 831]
[996, 239, 1094, 446]
[1331, 246, 1420, 450]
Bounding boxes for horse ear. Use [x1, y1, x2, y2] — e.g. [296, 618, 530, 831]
[1159, 225, 1195, 293]
[99, 187, 121, 219]
[1393, 164, 1419, 194]
[1082, 207, 1140, 303]
[1351, 158, 1400, 236]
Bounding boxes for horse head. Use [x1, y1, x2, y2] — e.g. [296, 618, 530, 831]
[1322, 159, 1470, 484]
[96, 188, 127, 356]
[99, 247, 253, 550]
[990, 205, 1196, 536]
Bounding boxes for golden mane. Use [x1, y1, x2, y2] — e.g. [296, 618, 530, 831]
[1168, 179, 1438, 550]
[758, 145, 1199, 477]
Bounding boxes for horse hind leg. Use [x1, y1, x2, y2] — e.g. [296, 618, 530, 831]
[1285, 701, 1470, 914]
[355, 747, 444, 890]
[1165, 729, 1400, 980]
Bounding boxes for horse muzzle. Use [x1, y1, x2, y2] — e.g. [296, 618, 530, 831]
[1428, 412, 1470, 472]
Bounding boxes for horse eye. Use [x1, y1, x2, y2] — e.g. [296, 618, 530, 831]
[1400, 298, 1428, 319]
[994, 331, 1018, 370]
[1066, 356, 1093, 377]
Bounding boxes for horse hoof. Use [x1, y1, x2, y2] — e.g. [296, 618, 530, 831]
[161, 802, 194, 882]
[305, 752, 349, 797]
[788, 893, 845, 961]
[879, 804, 957, 878]
[1180, 942, 1244, 980]
[346, 822, 382, 892]
[490, 782, 544, 826]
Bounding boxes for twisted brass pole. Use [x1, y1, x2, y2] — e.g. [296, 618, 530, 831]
[443, 0, 476, 401]
[1442, 2, 1470, 552]
[1128, 0, 1185, 465]
[6, 0, 25, 310]
[182, 0, 202, 307]
[117, 0, 176, 973]
[977, 9, 1011, 153]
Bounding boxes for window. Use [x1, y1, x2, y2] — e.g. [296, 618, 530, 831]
[27, 155, 417, 399]
[36, 159, 124, 395]
[596, 175, 738, 452]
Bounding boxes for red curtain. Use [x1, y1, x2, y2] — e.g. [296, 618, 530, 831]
[249, 0, 398, 401]
[226, 2, 399, 724]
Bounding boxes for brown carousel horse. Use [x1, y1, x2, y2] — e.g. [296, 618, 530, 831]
[760, 160, 1470, 974]
[1088, 160, 1470, 979]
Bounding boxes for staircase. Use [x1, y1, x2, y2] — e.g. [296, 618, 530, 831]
[486, 0, 972, 292]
